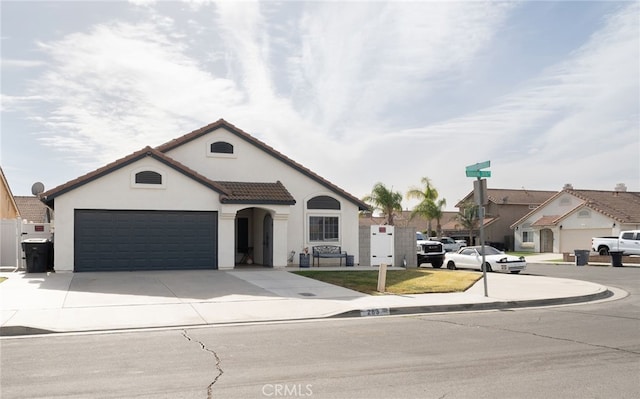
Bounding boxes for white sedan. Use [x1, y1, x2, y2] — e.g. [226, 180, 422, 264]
[444, 246, 526, 274]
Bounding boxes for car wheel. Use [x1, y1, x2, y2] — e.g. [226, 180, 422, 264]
[483, 263, 493, 272]
[417, 255, 423, 266]
[447, 261, 456, 270]
[510, 270, 521, 274]
[598, 247, 609, 256]
[432, 260, 443, 269]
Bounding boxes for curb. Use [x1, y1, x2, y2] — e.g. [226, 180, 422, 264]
[332, 288, 615, 319]
[1, 288, 615, 338]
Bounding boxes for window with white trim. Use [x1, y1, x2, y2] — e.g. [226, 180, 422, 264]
[309, 216, 339, 242]
[307, 195, 341, 242]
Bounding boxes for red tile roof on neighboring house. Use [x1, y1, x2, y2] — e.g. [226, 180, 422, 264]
[14, 196, 52, 223]
[567, 189, 640, 224]
[456, 188, 556, 207]
[156, 119, 369, 211]
[511, 188, 640, 228]
[531, 215, 561, 227]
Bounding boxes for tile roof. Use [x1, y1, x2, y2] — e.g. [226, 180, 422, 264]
[531, 215, 561, 227]
[217, 181, 296, 205]
[511, 188, 640, 228]
[39, 120, 362, 211]
[156, 119, 369, 211]
[41, 146, 229, 207]
[456, 188, 556, 207]
[567, 189, 640, 224]
[15, 196, 52, 223]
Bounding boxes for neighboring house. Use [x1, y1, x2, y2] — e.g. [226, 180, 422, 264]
[14, 196, 53, 223]
[511, 185, 640, 253]
[41, 119, 368, 272]
[443, 188, 556, 250]
[0, 167, 20, 219]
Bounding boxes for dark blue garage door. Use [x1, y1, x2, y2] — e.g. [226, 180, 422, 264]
[74, 210, 217, 272]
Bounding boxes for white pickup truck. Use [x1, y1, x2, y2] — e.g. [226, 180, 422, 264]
[430, 236, 465, 252]
[591, 230, 640, 255]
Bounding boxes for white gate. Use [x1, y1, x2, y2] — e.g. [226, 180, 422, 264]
[0, 220, 52, 270]
[370, 225, 394, 266]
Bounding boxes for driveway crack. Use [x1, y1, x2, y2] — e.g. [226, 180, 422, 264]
[182, 329, 224, 398]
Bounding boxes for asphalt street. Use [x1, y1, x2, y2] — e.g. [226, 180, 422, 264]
[1, 263, 638, 399]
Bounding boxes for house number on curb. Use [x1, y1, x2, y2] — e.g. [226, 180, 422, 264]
[360, 308, 391, 317]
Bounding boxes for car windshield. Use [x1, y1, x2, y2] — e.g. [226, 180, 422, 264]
[478, 246, 502, 255]
[416, 232, 426, 241]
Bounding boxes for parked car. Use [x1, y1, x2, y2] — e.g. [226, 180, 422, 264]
[430, 236, 465, 252]
[416, 232, 445, 268]
[444, 246, 526, 274]
[591, 230, 640, 255]
[455, 239, 467, 247]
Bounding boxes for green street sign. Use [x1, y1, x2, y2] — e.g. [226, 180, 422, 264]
[465, 160, 491, 172]
[466, 170, 491, 178]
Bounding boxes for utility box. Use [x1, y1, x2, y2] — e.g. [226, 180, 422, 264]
[370, 225, 394, 266]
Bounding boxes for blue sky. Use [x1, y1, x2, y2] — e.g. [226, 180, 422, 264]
[2, 1, 638, 209]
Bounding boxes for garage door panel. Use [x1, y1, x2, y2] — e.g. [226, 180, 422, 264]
[75, 210, 217, 272]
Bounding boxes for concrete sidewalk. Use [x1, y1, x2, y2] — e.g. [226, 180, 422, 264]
[0, 257, 613, 336]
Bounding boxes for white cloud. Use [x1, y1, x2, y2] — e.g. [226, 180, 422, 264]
[5, 1, 638, 204]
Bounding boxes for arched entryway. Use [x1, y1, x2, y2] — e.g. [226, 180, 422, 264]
[540, 229, 554, 252]
[234, 207, 276, 267]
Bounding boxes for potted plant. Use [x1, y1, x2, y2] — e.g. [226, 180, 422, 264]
[299, 247, 310, 268]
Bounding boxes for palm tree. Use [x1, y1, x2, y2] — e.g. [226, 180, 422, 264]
[362, 183, 403, 225]
[407, 177, 445, 236]
[456, 201, 479, 245]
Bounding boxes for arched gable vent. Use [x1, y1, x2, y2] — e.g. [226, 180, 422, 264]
[307, 195, 340, 210]
[135, 171, 162, 185]
[210, 141, 234, 154]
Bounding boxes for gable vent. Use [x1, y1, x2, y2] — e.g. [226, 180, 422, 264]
[211, 141, 234, 154]
[135, 171, 162, 185]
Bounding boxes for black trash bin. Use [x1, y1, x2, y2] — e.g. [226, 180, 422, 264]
[609, 251, 624, 267]
[346, 255, 354, 267]
[299, 253, 310, 268]
[21, 238, 53, 273]
[574, 249, 589, 266]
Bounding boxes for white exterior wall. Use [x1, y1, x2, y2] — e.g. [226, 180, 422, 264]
[166, 128, 361, 265]
[52, 158, 221, 271]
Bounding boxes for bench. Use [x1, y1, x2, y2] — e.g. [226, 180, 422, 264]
[312, 245, 348, 267]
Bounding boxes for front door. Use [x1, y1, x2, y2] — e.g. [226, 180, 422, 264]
[262, 214, 273, 267]
[540, 229, 554, 253]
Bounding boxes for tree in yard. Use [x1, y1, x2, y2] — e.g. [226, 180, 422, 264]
[456, 201, 479, 245]
[407, 177, 446, 236]
[362, 183, 403, 225]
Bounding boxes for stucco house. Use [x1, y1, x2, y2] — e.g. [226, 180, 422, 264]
[41, 119, 368, 272]
[1, 167, 20, 220]
[443, 188, 556, 250]
[511, 185, 640, 253]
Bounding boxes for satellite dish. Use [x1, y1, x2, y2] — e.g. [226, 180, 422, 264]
[31, 182, 45, 196]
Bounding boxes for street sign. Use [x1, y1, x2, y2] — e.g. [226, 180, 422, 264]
[465, 160, 491, 172]
[465, 170, 491, 178]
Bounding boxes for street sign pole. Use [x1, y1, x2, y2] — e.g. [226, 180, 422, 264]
[478, 177, 488, 297]
[466, 161, 491, 297]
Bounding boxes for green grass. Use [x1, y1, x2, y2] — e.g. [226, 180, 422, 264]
[292, 269, 481, 295]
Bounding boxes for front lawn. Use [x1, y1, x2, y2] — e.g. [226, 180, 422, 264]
[292, 269, 481, 295]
